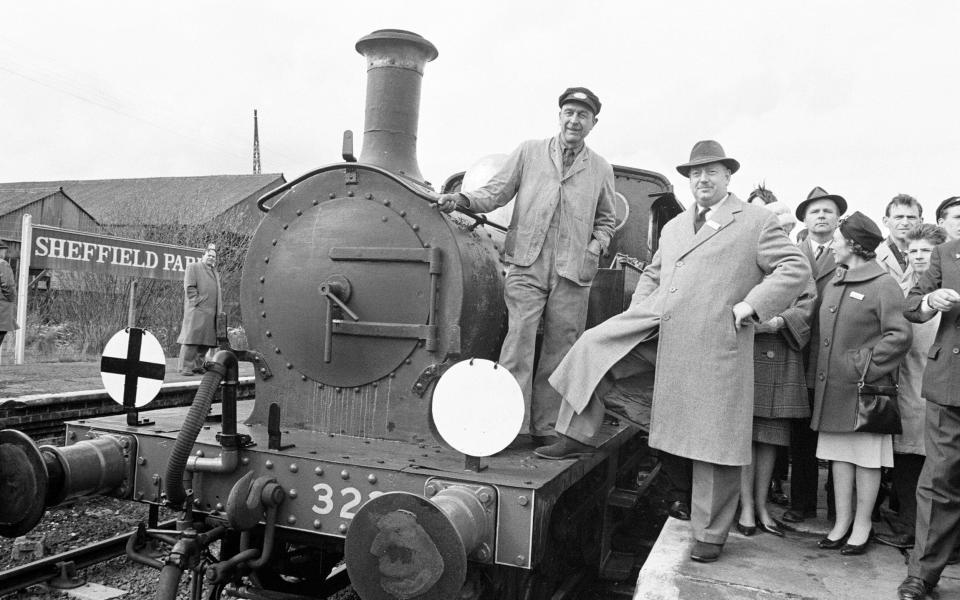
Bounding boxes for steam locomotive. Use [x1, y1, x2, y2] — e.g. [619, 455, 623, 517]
[0, 29, 682, 600]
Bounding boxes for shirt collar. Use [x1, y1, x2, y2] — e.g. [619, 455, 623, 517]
[556, 133, 584, 156]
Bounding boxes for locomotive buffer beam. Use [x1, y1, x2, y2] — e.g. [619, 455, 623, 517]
[326, 246, 442, 353]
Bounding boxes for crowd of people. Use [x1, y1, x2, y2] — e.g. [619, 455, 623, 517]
[439, 86, 960, 599]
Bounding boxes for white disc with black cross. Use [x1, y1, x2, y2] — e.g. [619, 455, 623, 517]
[100, 328, 166, 408]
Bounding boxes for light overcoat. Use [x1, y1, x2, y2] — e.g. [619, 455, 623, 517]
[461, 136, 617, 285]
[905, 238, 960, 407]
[876, 249, 931, 455]
[553, 194, 809, 465]
[176, 261, 221, 346]
[0, 258, 17, 332]
[876, 241, 914, 294]
[808, 262, 913, 432]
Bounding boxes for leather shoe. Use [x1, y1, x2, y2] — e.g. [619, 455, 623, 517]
[781, 507, 816, 523]
[840, 539, 870, 555]
[757, 519, 785, 537]
[874, 532, 915, 550]
[689, 541, 722, 563]
[531, 434, 557, 448]
[736, 522, 756, 537]
[897, 575, 933, 600]
[818, 526, 852, 550]
[667, 500, 691, 521]
[534, 435, 593, 460]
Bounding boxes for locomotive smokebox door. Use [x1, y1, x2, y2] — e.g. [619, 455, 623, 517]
[263, 196, 434, 388]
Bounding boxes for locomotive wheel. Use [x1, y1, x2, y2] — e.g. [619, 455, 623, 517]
[0, 429, 48, 538]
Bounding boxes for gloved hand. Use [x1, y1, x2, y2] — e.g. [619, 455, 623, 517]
[437, 193, 464, 213]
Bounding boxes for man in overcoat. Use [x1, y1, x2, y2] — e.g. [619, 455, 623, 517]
[437, 87, 616, 444]
[0, 242, 17, 348]
[781, 187, 847, 524]
[543, 140, 810, 562]
[176, 246, 223, 376]
[896, 231, 960, 599]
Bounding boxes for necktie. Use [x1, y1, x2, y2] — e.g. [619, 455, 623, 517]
[562, 147, 576, 173]
[694, 207, 708, 233]
[814, 245, 824, 260]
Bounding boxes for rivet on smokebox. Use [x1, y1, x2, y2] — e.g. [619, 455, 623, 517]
[515, 555, 525, 566]
[274, 347, 281, 354]
[312, 199, 319, 206]
[265, 460, 274, 469]
[271, 239, 277, 246]
[412, 225, 419, 231]
[347, 190, 355, 197]
[264, 257, 269, 263]
[289, 464, 299, 473]
[367, 474, 377, 484]
[383, 199, 391, 206]
[288, 489, 298, 499]
[313, 520, 322, 529]
[286, 363, 293, 369]
[265, 331, 272, 337]
[315, 466, 324, 476]
[339, 523, 349, 534]
[288, 515, 297, 525]
[329, 193, 336, 199]
[365, 193, 373, 199]
[340, 470, 350, 480]
[296, 209, 303, 216]
[518, 496, 529, 506]
[258, 297, 264, 303]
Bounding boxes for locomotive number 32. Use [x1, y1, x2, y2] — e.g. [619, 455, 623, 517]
[311, 483, 384, 519]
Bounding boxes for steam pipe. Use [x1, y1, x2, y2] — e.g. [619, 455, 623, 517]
[355, 29, 437, 182]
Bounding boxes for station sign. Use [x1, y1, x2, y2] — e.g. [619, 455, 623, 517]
[30, 225, 204, 282]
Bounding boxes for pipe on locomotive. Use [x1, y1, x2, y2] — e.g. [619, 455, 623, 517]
[355, 29, 438, 183]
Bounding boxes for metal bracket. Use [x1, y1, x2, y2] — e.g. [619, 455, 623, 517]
[235, 349, 273, 381]
[267, 403, 294, 451]
[411, 358, 455, 397]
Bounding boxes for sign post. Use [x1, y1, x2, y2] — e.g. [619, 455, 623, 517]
[14, 214, 32, 365]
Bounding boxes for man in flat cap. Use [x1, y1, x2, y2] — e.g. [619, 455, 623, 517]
[897, 202, 960, 599]
[936, 196, 960, 242]
[542, 140, 809, 563]
[437, 87, 616, 445]
[0, 241, 17, 349]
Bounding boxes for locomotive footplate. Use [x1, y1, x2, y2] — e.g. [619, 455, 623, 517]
[62, 400, 640, 572]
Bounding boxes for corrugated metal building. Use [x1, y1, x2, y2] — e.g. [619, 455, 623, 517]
[0, 186, 100, 255]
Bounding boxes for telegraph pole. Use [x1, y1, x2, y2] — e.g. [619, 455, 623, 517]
[252, 109, 261, 174]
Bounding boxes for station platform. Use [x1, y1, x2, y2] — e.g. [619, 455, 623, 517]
[0, 357, 255, 400]
[636, 502, 960, 599]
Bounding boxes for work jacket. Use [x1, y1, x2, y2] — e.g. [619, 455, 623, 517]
[461, 136, 616, 286]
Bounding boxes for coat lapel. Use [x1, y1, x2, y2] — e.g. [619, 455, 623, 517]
[560, 147, 589, 182]
[676, 194, 741, 259]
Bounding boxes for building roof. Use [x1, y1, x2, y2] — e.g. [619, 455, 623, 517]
[0, 186, 69, 216]
[0, 174, 286, 225]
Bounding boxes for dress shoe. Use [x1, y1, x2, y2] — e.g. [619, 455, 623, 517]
[689, 541, 722, 563]
[735, 522, 756, 537]
[533, 435, 593, 460]
[874, 532, 915, 550]
[531, 434, 558, 448]
[192, 367, 206, 374]
[667, 500, 691, 521]
[757, 519, 785, 537]
[897, 576, 933, 600]
[781, 507, 816, 523]
[840, 539, 870, 555]
[818, 526, 852, 550]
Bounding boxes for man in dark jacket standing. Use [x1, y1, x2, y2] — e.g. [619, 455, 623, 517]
[0, 242, 17, 349]
[176, 245, 222, 376]
[437, 87, 617, 444]
[897, 232, 960, 599]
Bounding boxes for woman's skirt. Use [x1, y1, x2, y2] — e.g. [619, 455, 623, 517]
[752, 416, 791, 447]
[816, 431, 893, 468]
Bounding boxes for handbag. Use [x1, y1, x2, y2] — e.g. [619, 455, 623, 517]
[852, 349, 902, 435]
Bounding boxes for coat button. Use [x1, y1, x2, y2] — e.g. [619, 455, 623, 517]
[663, 314, 671, 321]
[669, 287, 677, 293]
[953, 348, 960, 354]
[829, 306, 837, 313]
[765, 350, 775, 359]
[824, 339, 830, 346]
[818, 372, 825, 381]
[676, 261, 684, 267]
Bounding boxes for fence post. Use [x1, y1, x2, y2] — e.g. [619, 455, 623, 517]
[127, 280, 138, 328]
[15, 214, 32, 365]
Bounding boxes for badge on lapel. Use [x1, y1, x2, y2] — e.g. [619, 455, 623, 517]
[849, 291, 865, 301]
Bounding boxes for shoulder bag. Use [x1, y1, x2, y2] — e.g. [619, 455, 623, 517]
[853, 348, 902, 435]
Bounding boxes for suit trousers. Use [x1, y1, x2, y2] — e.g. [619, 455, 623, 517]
[908, 402, 960, 586]
[890, 452, 924, 535]
[178, 344, 209, 374]
[501, 259, 591, 437]
[556, 340, 657, 445]
[691, 460, 741, 545]
[788, 388, 820, 512]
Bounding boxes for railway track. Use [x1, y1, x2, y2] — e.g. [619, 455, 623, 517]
[0, 377, 255, 443]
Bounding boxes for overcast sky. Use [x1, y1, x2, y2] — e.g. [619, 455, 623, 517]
[3, 1, 958, 230]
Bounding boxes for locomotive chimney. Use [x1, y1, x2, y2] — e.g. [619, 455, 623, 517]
[355, 29, 438, 183]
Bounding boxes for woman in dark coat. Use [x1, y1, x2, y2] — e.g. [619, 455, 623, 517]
[738, 199, 817, 537]
[808, 212, 912, 554]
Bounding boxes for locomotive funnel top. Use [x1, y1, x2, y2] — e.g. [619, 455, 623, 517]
[355, 29, 438, 183]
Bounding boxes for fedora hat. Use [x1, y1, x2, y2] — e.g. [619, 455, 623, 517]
[676, 140, 740, 177]
[795, 186, 848, 221]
